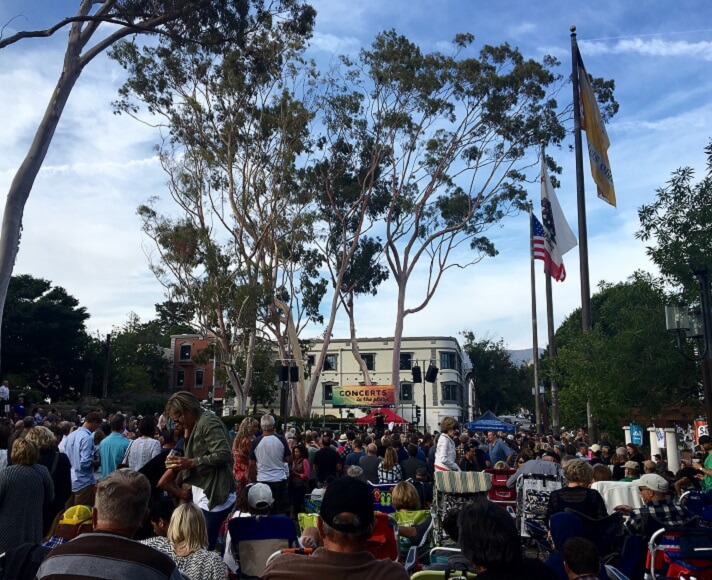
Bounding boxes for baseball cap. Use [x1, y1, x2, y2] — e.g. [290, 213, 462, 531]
[464, 442, 477, 452]
[590, 444, 601, 452]
[507, 434, 515, 440]
[624, 461, 640, 471]
[61, 505, 92, 525]
[638, 473, 669, 493]
[320, 477, 374, 534]
[248, 483, 274, 510]
[415, 467, 428, 477]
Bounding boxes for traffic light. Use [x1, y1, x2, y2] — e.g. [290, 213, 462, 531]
[412, 365, 422, 383]
[425, 364, 439, 383]
[278, 366, 289, 381]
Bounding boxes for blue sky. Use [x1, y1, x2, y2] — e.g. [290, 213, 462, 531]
[1, 1, 712, 349]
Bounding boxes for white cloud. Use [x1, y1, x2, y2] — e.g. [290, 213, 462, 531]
[508, 22, 536, 37]
[580, 38, 712, 61]
[308, 31, 361, 55]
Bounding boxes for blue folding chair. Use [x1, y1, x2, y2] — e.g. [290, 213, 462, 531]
[227, 515, 298, 578]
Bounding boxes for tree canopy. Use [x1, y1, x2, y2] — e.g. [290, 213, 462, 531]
[550, 273, 699, 433]
[1, 275, 90, 397]
[637, 141, 712, 299]
[462, 332, 533, 416]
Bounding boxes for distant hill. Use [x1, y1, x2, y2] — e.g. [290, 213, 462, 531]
[507, 348, 544, 366]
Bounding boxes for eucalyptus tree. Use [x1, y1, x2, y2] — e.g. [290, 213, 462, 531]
[115, 1, 317, 412]
[0, 0, 309, 374]
[325, 31, 569, 386]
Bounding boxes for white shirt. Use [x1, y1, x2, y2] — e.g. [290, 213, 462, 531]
[0, 385, 8, 400]
[251, 434, 290, 482]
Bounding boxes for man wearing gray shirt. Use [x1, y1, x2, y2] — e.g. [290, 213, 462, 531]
[506, 452, 564, 487]
[359, 443, 382, 483]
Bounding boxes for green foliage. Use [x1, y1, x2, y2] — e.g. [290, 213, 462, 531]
[551, 273, 700, 432]
[107, 312, 171, 394]
[461, 331, 533, 415]
[1, 275, 90, 396]
[243, 340, 280, 406]
[637, 141, 712, 299]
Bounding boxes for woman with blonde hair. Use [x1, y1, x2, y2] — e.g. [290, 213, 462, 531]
[434, 416, 460, 471]
[378, 447, 403, 483]
[390, 481, 432, 562]
[26, 425, 71, 535]
[232, 417, 258, 497]
[162, 391, 235, 550]
[150, 502, 228, 579]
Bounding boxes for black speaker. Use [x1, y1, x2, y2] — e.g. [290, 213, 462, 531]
[425, 364, 439, 383]
[412, 365, 422, 383]
[279, 366, 289, 381]
[290, 366, 299, 382]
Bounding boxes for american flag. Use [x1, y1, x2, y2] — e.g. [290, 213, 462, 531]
[532, 213, 566, 281]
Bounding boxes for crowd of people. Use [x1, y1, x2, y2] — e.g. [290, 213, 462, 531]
[0, 393, 709, 579]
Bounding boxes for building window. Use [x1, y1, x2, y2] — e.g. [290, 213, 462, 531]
[399, 353, 413, 370]
[307, 355, 315, 367]
[180, 344, 192, 361]
[401, 383, 413, 401]
[362, 353, 375, 371]
[442, 382, 459, 402]
[324, 354, 338, 371]
[196, 369, 204, 388]
[440, 351, 457, 370]
[177, 370, 185, 387]
[323, 384, 333, 402]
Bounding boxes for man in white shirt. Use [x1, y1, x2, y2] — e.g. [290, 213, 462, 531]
[249, 415, 291, 514]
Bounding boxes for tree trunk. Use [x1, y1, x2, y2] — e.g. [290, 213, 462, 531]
[347, 292, 372, 385]
[243, 326, 257, 407]
[273, 298, 305, 417]
[0, 58, 83, 374]
[391, 278, 407, 389]
[226, 364, 247, 414]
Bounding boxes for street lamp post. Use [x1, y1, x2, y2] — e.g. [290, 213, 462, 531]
[665, 268, 712, 425]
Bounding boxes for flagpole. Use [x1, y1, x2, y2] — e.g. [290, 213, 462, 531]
[545, 272, 559, 429]
[529, 202, 542, 435]
[541, 142, 560, 431]
[571, 25, 596, 440]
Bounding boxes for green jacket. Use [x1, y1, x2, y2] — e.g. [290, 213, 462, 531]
[182, 409, 235, 510]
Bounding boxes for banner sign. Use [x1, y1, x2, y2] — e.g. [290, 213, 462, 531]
[695, 420, 708, 445]
[332, 385, 395, 407]
[630, 424, 643, 446]
[656, 428, 666, 449]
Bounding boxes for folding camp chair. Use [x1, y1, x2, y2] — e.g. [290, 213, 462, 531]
[432, 470, 491, 544]
[227, 515, 298, 578]
[391, 509, 433, 567]
[516, 472, 563, 537]
[369, 482, 397, 513]
[646, 519, 710, 579]
[565, 508, 624, 563]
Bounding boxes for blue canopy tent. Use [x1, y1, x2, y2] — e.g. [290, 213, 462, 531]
[465, 411, 516, 433]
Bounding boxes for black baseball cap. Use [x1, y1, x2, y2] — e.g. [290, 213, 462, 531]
[320, 478, 374, 534]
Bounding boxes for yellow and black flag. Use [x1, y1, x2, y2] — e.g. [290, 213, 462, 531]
[577, 51, 616, 207]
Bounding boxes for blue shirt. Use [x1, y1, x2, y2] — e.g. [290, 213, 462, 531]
[98, 432, 130, 479]
[64, 426, 95, 492]
[489, 439, 513, 465]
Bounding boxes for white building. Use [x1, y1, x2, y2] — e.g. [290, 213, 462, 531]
[305, 336, 471, 431]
